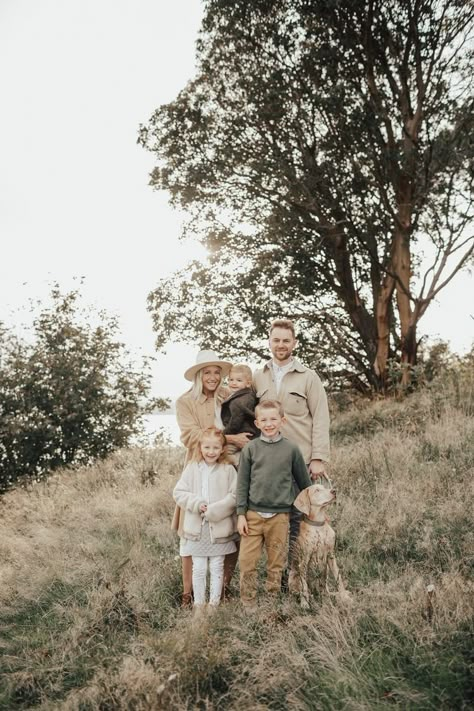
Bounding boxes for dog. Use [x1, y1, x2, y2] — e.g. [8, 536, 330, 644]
[288, 483, 350, 608]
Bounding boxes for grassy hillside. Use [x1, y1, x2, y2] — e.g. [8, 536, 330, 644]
[1, 372, 473, 710]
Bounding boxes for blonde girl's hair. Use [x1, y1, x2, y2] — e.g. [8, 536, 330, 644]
[192, 427, 230, 464]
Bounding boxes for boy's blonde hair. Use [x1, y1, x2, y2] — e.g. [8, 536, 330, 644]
[192, 427, 230, 463]
[229, 363, 253, 383]
[255, 400, 285, 418]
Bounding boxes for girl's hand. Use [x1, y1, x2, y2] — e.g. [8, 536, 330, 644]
[238, 514, 248, 536]
[199, 503, 208, 514]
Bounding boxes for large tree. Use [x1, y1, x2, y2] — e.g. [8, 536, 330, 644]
[140, 0, 474, 390]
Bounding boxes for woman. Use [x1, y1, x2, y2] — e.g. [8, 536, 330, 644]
[175, 350, 252, 606]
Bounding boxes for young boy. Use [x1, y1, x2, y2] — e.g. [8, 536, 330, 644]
[236, 400, 312, 606]
[221, 364, 259, 466]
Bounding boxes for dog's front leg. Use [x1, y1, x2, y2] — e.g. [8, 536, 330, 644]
[289, 552, 311, 608]
[299, 561, 311, 609]
[327, 552, 351, 601]
[291, 548, 312, 608]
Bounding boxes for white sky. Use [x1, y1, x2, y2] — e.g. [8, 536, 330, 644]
[1, 0, 472, 402]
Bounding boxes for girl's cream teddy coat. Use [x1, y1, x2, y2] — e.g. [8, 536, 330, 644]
[173, 461, 238, 544]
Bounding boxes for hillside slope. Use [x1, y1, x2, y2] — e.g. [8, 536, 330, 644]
[1, 374, 473, 710]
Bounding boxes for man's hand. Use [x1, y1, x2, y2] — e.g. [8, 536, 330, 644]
[226, 432, 253, 449]
[309, 459, 327, 480]
[238, 514, 249, 536]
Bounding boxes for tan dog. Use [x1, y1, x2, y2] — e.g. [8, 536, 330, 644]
[289, 484, 350, 608]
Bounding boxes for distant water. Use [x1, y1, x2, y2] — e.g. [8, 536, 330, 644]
[142, 412, 182, 446]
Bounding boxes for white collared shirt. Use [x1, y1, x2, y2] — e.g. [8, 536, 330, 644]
[260, 433, 283, 444]
[271, 358, 294, 394]
[198, 461, 216, 502]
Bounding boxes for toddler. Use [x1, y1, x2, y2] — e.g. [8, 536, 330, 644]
[221, 363, 259, 465]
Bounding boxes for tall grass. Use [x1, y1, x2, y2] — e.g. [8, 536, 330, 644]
[1, 373, 473, 710]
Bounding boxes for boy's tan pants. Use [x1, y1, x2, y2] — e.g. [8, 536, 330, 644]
[239, 511, 289, 603]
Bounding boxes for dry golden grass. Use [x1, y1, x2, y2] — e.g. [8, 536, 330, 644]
[1, 375, 473, 710]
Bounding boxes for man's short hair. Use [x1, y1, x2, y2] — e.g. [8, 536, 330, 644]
[269, 319, 296, 338]
[229, 363, 253, 381]
[255, 399, 285, 418]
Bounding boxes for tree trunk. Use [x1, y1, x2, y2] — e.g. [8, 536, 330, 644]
[394, 175, 415, 388]
[374, 273, 395, 391]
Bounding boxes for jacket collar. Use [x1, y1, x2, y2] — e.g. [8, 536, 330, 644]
[222, 386, 254, 403]
[263, 357, 305, 373]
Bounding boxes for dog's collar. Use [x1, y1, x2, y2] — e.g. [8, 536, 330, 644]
[302, 514, 325, 527]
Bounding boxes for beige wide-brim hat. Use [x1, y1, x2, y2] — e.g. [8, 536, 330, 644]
[184, 349, 232, 382]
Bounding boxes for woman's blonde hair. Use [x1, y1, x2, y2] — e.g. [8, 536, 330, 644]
[192, 427, 230, 463]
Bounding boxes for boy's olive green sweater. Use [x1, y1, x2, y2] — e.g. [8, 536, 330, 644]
[236, 437, 312, 515]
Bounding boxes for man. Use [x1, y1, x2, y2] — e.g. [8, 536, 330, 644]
[253, 319, 330, 566]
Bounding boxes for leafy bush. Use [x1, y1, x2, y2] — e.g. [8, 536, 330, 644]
[0, 288, 155, 491]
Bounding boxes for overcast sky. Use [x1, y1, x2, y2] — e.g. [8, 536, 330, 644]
[1, 0, 472, 402]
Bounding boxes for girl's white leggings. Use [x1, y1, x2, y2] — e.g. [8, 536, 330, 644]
[192, 555, 225, 605]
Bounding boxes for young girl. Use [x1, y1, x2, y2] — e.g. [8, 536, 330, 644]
[173, 427, 238, 611]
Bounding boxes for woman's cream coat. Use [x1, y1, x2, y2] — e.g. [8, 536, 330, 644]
[173, 461, 238, 544]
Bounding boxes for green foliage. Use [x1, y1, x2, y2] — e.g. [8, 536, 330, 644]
[140, 0, 474, 391]
[0, 288, 155, 492]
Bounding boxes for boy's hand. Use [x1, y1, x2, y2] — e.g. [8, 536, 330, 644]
[199, 503, 208, 514]
[238, 514, 249, 536]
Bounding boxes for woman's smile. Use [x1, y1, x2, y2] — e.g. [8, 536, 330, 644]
[201, 366, 222, 394]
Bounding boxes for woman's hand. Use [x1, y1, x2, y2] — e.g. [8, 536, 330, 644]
[226, 432, 253, 449]
[199, 503, 208, 514]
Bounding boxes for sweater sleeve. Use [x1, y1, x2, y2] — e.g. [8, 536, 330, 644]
[236, 444, 252, 515]
[173, 465, 205, 513]
[223, 392, 257, 435]
[292, 446, 312, 492]
[175, 395, 201, 454]
[223, 400, 247, 435]
[306, 372, 330, 462]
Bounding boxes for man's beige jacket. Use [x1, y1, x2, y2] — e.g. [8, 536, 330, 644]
[253, 358, 330, 464]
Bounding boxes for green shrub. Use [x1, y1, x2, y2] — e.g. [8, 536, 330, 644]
[0, 288, 155, 492]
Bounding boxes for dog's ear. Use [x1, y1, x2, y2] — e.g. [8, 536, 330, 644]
[293, 487, 311, 515]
